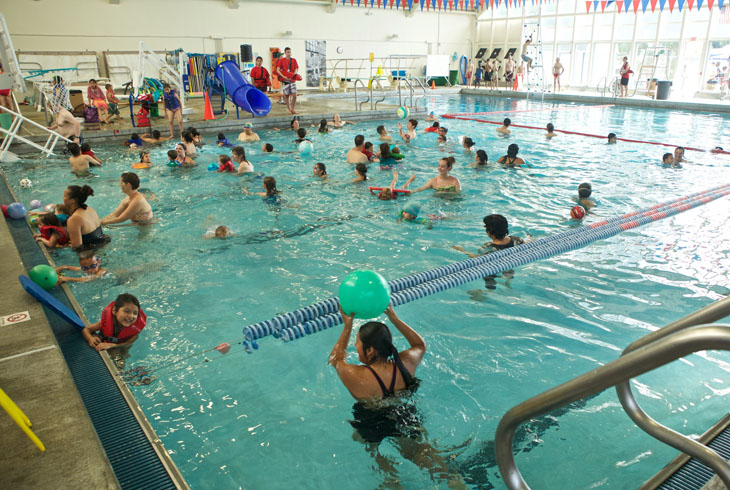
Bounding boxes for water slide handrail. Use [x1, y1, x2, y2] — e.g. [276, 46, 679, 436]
[0, 103, 72, 161]
[614, 295, 730, 488]
[496, 324, 730, 490]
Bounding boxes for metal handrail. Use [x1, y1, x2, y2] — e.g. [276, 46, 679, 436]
[397, 78, 414, 108]
[616, 295, 730, 488]
[409, 76, 428, 110]
[352, 79, 368, 111]
[496, 324, 730, 490]
[597, 76, 607, 97]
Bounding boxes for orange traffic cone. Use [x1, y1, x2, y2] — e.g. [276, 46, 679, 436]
[203, 92, 215, 121]
[431, 80, 436, 90]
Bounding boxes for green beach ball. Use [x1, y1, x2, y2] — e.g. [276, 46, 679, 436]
[338, 270, 391, 319]
[29, 265, 58, 290]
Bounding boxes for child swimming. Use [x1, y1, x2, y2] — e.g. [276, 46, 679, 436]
[33, 213, 69, 248]
[217, 133, 234, 147]
[545, 123, 557, 139]
[574, 183, 596, 210]
[132, 151, 152, 169]
[82, 293, 146, 351]
[56, 250, 107, 283]
[352, 163, 368, 183]
[468, 150, 488, 168]
[312, 162, 328, 179]
[371, 171, 416, 200]
[243, 176, 281, 203]
[217, 154, 236, 173]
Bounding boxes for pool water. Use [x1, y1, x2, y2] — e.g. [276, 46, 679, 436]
[4, 95, 730, 489]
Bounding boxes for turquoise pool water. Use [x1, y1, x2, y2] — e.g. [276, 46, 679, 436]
[3, 95, 730, 489]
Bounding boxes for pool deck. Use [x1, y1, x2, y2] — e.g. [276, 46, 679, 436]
[461, 87, 730, 113]
[0, 210, 119, 489]
[5, 87, 434, 154]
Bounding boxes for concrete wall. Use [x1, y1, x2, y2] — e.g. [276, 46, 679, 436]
[4, 0, 476, 74]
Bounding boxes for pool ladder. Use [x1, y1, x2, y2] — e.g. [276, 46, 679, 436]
[496, 295, 730, 489]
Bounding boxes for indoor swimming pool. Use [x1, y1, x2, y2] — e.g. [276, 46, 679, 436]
[3, 94, 730, 489]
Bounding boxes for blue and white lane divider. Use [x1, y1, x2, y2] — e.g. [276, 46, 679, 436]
[277, 186, 730, 342]
[242, 186, 730, 346]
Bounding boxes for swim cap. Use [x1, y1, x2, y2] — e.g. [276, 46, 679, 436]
[243, 122, 253, 129]
[403, 203, 420, 218]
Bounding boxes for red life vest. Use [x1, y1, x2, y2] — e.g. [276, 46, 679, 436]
[425, 127, 439, 133]
[251, 66, 270, 89]
[136, 106, 150, 127]
[218, 160, 236, 173]
[99, 301, 147, 343]
[40, 225, 69, 245]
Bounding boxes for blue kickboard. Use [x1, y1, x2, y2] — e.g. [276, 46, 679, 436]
[19, 275, 85, 330]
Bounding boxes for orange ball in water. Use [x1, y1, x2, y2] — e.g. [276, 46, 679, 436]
[570, 205, 586, 219]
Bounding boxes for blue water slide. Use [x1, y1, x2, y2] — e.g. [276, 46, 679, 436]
[459, 56, 468, 85]
[214, 60, 272, 117]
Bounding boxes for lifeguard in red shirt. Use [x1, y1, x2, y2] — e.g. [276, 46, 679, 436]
[275, 47, 302, 115]
[250, 56, 271, 92]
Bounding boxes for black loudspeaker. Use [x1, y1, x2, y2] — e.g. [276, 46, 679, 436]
[240, 44, 253, 63]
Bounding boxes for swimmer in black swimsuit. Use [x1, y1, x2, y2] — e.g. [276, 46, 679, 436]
[331, 304, 466, 487]
[80, 224, 110, 248]
[63, 184, 110, 251]
[496, 143, 526, 167]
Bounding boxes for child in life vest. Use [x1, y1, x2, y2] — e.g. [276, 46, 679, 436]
[82, 293, 146, 351]
[33, 213, 69, 247]
[217, 154, 236, 173]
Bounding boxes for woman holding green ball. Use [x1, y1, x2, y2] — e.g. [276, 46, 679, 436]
[329, 303, 425, 401]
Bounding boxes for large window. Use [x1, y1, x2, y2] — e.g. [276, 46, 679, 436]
[574, 15, 593, 42]
[477, 4, 726, 94]
[593, 12, 614, 42]
[571, 43, 590, 85]
[591, 43, 612, 87]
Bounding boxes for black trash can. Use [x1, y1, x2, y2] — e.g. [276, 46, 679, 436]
[656, 80, 672, 100]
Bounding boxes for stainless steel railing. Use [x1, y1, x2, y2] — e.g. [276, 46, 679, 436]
[496, 297, 730, 489]
[616, 295, 730, 488]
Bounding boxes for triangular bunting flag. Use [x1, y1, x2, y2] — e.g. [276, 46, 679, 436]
[586, 0, 592, 11]
[616, 0, 623, 11]
[717, 0, 724, 7]
[641, 0, 650, 10]
[593, 0, 599, 10]
[625, 0, 631, 10]
[668, 0, 676, 10]
[658, 0, 666, 10]
[392, 0, 397, 7]
[706, 0, 713, 8]
[687, 0, 694, 8]
[601, 1, 607, 11]
[377, 0, 381, 6]
[696, 0, 704, 9]
[633, 0, 640, 10]
[408, 0, 414, 8]
[677, 0, 685, 9]
[420, 0, 425, 8]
